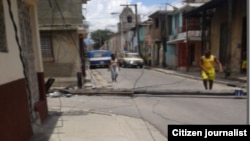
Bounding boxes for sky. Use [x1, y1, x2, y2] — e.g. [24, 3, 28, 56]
[83, 0, 183, 33]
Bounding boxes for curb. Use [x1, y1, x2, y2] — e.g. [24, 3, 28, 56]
[133, 89, 247, 96]
[148, 68, 247, 89]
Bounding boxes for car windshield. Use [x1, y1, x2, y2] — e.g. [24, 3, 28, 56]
[93, 52, 107, 58]
[125, 53, 139, 58]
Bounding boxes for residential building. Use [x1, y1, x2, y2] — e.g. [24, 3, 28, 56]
[0, 0, 47, 140]
[185, 0, 247, 75]
[167, 2, 203, 70]
[37, 0, 90, 79]
[149, 10, 175, 67]
[138, 19, 153, 62]
[107, 33, 120, 54]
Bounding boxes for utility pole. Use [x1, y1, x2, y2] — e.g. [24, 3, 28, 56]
[120, 4, 141, 57]
[78, 34, 85, 88]
[163, 4, 168, 68]
[118, 15, 123, 53]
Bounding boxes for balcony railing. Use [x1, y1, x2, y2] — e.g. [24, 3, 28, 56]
[169, 24, 202, 40]
[176, 24, 201, 33]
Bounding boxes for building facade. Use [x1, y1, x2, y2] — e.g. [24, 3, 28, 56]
[185, 0, 247, 75]
[149, 10, 174, 67]
[37, 0, 90, 79]
[0, 0, 47, 140]
[167, 3, 203, 71]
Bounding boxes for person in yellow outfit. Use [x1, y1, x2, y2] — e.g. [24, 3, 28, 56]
[241, 60, 247, 73]
[241, 51, 247, 74]
[199, 50, 223, 90]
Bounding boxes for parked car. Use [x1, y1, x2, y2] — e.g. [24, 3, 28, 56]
[119, 52, 144, 68]
[88, 50, 111, 69]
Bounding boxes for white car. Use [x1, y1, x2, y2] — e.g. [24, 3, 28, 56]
[119, 52, 144, 68]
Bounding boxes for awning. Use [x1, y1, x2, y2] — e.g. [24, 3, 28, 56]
[184, 0, 228, 17]
[167, 38, 185, 44]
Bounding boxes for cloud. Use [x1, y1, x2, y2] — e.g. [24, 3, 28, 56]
[84, 0, 164, 33]
[84, 0, 129, 32]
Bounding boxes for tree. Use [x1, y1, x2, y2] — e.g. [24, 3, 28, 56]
[90, 29, 114, 50]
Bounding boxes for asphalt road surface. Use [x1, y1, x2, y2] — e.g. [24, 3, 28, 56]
[48, 68, 247, 138]
[91, 67, 241, 92]
[48, 94, 247, 138]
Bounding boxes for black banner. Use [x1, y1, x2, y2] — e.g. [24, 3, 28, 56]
[168, 125, 250, 141]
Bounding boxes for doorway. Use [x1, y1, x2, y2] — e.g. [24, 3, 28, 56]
[219, 23, 228, 66]
[241, 17, 247, 72]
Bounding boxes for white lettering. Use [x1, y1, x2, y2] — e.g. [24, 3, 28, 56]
[204, 129, 208, 138]
[172, 129, 179, 136]
[204, 129, 248, 138]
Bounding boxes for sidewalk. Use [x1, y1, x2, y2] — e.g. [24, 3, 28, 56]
[30, 99, 167, 141]
[145, 66, 247, 89]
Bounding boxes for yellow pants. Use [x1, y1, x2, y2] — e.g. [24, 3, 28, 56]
[242, 60, 247, 69]
[201, 68, 215, 80]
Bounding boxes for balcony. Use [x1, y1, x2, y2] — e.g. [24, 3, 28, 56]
[168, 24, 202, 42]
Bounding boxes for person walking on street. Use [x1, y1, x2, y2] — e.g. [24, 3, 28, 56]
[108, 54, 120, 82]
[199, 50, 223, 90]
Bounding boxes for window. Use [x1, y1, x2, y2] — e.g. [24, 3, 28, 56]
[127, 15, 132, 23]
[93, 52, 107, 58]
[0, 0, 7, 52]
[40, 34, 54, 62]
[154, 17, 159, 29]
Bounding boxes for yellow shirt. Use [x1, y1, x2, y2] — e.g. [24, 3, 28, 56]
[201, 55, 214, 70]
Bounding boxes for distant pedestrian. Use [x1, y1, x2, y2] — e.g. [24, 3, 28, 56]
[241, 50, 247, 74]
[199, 49, 223, 90]
[147, 53, 152, 66]
[108, 54, 120, 82]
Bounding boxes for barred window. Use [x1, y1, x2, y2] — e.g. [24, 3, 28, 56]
[0, 0, 7, 52]
[40, 35, 54, 62]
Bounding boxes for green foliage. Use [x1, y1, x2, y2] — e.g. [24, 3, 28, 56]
[90, 29, 114, 50]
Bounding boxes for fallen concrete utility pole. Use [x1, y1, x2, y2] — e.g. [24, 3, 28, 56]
[66, 89, 247, 97]
[70, 90, 134, 96]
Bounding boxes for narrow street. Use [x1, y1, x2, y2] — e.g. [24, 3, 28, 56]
[90, 67, 243, 91]
[1, 0, 248, 141]
[38, 67, 247, 141]
[58, 67, 247, 137]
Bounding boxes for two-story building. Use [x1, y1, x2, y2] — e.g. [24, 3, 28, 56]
[185, 0, 247, 75]
[37, 0, 90, 80]
[149, 10, 172, 67]
[138, 19, 153, 62]
[166, 2, 203, 70]
[0, 0, 48, 140]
